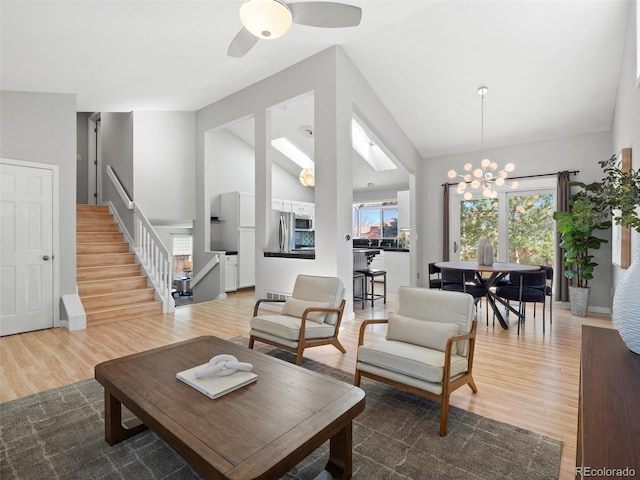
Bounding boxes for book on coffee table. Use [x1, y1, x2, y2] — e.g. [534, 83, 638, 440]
[176, 365, 257, 399]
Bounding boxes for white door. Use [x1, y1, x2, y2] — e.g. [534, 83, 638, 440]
[1, 162, 54, 335]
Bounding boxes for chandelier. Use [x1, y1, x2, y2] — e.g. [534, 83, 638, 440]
[299, 127, 315, 187]
[448, 86, 518, 200]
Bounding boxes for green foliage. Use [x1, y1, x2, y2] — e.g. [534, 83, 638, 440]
[597, 154, 640, 233]
[459, 199, 498, 260]
[553, 189, 610, 288]
[508, 194, 555, 265]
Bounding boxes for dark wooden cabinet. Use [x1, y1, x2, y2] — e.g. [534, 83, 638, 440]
[577, 326, 640, 479]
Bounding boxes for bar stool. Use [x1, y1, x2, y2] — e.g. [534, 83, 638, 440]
[353, 271, 366, 309]
[355, 268, 386, 307]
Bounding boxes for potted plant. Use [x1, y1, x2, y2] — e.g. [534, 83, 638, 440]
[553, 183, 611, 316]
[596, 153, 640, 354]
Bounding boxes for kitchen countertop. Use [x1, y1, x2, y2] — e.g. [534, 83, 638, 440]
[264, 251, 315, 260]
[353, 247, 409, 252]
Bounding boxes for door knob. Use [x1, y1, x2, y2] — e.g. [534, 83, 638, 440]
[43, 255, 50, 261]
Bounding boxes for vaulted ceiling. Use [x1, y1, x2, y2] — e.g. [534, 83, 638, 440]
[1, 0, 631, 190]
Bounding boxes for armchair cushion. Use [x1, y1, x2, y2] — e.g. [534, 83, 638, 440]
[251, 314, 335, 341]
[394, 287, 474, 357]
[290, 275, 344, 325]
[281, 297, 330, 323]
[357, 340, 469, 384]
[387, 313, 459, 354]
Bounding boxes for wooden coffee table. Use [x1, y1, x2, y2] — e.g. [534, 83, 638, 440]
[94, 336, 365, 480]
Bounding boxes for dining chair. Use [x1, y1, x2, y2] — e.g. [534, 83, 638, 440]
[495, 270, 548, 334]
[440, 268, 488, 323]
[532, 266, 553, 326]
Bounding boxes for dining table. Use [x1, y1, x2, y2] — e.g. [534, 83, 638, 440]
[435, 261, 541, 329]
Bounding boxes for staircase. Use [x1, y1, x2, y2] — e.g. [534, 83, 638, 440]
[77, 204, 163, 326]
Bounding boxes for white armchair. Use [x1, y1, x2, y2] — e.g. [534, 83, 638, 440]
[249, 275, 347, 366]
[355, 287, 478, 436]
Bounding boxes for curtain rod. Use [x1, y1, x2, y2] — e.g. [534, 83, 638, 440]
[441, 170, 579, 187]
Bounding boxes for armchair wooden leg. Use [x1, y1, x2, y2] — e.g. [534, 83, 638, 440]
[439, 396, 450, 436]
[331, 339, 347, 353]
[354, 369, 361, 387]
[248, 336, 255, 349]
[467, 377, 478, 393]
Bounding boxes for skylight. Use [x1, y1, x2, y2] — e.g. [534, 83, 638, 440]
[271, 137, 314, 170]
[272, 119, 398, 173]
[351, 119, 397, 172]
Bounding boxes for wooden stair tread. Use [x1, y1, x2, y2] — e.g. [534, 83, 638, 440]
[76, 204, 164, 326]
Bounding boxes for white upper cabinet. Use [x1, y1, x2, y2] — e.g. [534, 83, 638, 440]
[291, 201, 314, 217]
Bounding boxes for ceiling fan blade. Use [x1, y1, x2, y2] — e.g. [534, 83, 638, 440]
[227, 27, 259, 57]
[289, 2, 362, 28]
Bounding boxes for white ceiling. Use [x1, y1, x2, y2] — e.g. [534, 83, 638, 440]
[1, 0, 632, 191]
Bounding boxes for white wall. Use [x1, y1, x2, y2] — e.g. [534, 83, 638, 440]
[195, 47, 422, 309]
[422, 131, 614, 310]
[133, 111, 196, 222]
[611, 0, 640, 291]
[0, 90, 77, 316]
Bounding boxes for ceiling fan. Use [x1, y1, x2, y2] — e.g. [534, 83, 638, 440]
[227, 0, 362, 58]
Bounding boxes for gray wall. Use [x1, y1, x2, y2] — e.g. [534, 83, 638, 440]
[611, 0, 640, 291]
[101, 112, 135, 235]
[132, 111, 196, 222]
[0, 90, 77, 314]
[76, 112, 90, 203]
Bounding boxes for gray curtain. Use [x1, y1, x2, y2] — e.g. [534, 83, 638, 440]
[556, 171, 571, 302]
[442, 183, 450, 261]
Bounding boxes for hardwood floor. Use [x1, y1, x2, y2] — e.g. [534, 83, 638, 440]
[0, 289, 614, 480]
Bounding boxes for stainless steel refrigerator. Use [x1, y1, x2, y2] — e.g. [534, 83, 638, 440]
[269, 211, 295, 253]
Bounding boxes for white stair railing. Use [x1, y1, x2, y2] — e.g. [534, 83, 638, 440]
[106, 165, 175, 313]
[133, 205, 175, 313]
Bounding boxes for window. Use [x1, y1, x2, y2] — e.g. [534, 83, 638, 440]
[353, 202, 398, 239]
[172, 235, 192, 274]
[449, 177, 556, 267]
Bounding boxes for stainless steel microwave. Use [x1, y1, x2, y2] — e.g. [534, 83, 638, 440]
[295, 217, 313, 231]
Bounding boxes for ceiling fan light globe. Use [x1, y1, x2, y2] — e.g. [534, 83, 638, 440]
[470, 179, 480, 189]
[481, 158, 490, 168]
[240, 0, 292, 39]
[504, 162, 515, 172]
[464, 191, 473, 200]
[447, 169, 457, 179]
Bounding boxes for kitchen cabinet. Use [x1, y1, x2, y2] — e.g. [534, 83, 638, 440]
[370, 250, 385, 271]
[271, 199, 292, 213]
[220, 192, 255, 288]
[224, 255, 237, 292]
[221, 191, 255, 228]
[237, 228, 255, 288]
[291, 201, 314, 218]
[384, 251, 410, 292]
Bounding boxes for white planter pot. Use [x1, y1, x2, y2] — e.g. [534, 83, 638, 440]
[569, 286, 589, 317]
[612, 243, 640, 355]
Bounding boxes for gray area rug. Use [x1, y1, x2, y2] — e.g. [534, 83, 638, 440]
[1, 339, 562, 480]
